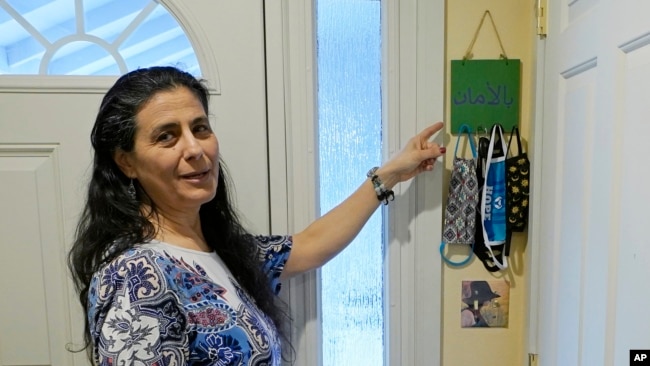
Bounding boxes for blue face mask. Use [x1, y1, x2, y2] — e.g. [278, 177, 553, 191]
[480, 124, 508, 269]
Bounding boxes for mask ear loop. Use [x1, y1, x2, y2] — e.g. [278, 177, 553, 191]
[440, 124, 476, 267]
[476, 125, 490, 169]
[440, 240, 475, 267]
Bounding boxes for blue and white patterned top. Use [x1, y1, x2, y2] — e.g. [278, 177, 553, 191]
[87, 235, 293, 366]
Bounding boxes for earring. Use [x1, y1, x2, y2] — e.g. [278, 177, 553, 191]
[127, 179, 136, 200]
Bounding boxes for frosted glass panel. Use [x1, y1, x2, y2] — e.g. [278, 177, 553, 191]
[317, 1, 383, 365]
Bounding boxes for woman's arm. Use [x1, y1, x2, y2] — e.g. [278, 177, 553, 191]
[89, 250, 187, 365]
[282, 122, 445, 278]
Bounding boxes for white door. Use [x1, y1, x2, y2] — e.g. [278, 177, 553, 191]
[533, 0, 650, 365]
[0, 2, 270, 365]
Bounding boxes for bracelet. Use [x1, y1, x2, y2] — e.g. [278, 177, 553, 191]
[367, 167, 395, 205]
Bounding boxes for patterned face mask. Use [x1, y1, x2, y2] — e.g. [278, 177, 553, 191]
[440, 124, 478, 266]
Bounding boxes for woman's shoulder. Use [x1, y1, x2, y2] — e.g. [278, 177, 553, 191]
[96, 246, 164, 275]
[89, 246, 171, 304]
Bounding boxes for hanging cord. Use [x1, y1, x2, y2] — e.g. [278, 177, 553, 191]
[463, 10, 509, 61]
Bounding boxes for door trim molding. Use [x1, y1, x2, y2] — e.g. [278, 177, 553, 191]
[0, 75, 221, 94]
[160, 0, 221, 94]
[266, 0, 445, 365]
[0, 76, 117, 93]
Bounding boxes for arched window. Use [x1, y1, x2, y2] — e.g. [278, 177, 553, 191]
[0, 0, 200, 75]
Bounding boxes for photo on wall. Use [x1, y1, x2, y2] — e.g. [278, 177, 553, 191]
[461, 279, 510, 328]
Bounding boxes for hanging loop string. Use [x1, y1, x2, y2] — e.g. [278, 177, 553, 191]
[463, 10, 508, 61]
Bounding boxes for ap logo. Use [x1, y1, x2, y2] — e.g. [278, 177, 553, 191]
[631, 350, 650, 365]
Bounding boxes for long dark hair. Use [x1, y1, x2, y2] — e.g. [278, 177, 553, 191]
[67, 66, 291, 360]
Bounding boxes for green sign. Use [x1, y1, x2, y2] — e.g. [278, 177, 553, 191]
[450, 59, 521, 134]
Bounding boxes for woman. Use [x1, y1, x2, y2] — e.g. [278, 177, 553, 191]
[68, 66, 445, 365]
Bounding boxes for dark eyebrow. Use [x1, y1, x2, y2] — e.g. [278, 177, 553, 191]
[150, 122, 179, 138]
[191, 116, 210, 125]
[149, 116, 209, 137]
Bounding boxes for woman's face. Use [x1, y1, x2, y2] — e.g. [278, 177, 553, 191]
[114, 87, 219, 213]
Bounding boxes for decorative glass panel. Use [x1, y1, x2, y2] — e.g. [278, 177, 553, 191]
[0, 0, 200, 75]
[49, 40, 117, 75]
[317, 0, 383, 365]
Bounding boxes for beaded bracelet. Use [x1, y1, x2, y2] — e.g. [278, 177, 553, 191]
[367, 167, 395, 205]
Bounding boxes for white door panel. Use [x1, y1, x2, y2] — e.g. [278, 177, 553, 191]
[536, 1, 650, 365]
[611, 16, 650, 363]
[0, 145, 73, 366]
[0, 2, 268, 365]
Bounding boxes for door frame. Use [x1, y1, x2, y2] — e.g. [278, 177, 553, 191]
[264, 0, 446, 364]
[526, 33, 545, 363]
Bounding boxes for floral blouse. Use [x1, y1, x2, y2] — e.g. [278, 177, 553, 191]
[87, 235, 292, 366]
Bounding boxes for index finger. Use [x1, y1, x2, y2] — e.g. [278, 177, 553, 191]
[419, 121, 444, 140]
